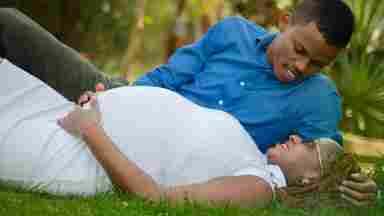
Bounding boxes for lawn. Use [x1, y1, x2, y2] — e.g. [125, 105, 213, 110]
[1, 188, 383, 216]
[1, 148, 384, 216]
[1, 171, 384, 216]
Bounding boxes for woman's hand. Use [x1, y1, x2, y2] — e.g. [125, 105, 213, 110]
[339, 173, 378, 206]
[58, 95, 101, 137]
[77, 83, 105, 106]
[78, 91, 96, 106]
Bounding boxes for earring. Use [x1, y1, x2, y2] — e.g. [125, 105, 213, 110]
[297, 178, 310, 186]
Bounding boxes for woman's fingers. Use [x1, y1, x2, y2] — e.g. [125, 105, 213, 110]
[57, 106, 84, 137]
[338, 175, 378, 206]
[89, 95, 100, 113]
[77, 83, 104, 106]
[343, 174, 377, 193]
[78, 95, 88, 105]
[57, 114, 76, 135]
[340, 193, 372, 207]
[78, 91, 96, 106]
[339, 185, 377, 201]
[336, 173, 378, 206]
[349, 173, 369, 182]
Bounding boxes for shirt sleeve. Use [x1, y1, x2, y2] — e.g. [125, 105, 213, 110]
[294, 76, 343, 144]
[133, 17, 237, 90]
[233, 164, 287, 192]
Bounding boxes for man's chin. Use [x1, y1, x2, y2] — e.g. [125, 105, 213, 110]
[275, 68, 297, 83]
[272, 64, 287, 82]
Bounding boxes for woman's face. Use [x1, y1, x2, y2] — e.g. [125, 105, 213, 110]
[266, 135, 320, 185]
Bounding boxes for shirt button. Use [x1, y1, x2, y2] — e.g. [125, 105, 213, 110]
[218, 100, 224, 105]
[240, 81, 245, 87]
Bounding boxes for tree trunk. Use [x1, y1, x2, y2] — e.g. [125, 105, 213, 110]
[59, 0, 82, 49]
[200, 0, 225, 34]
[120, 0, 146, 79]
[165, 0, 188, 60]
[16, 0, 82, 50]
[232, 0, 279, 28]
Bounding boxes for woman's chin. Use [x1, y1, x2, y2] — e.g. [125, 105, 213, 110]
[266, 149, 278, 163]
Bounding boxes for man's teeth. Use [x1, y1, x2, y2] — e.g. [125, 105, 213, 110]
[287, 70, 296, 79]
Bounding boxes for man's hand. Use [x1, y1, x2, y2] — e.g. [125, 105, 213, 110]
[338, 173, 378, 206]
[77, 83, 105, 106]
[58, 95, 101, 137]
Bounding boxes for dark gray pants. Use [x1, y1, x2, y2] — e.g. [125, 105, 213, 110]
[0, 8, 129, 101]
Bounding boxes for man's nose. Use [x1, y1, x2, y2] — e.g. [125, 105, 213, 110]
[294, 57, 310, 73]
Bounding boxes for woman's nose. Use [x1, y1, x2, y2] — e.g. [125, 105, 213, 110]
[289, 135, 301, 144]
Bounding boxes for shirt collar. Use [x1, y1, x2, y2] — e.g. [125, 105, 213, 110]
[256, 32, 278, 50]
[267, 164, 287, 188]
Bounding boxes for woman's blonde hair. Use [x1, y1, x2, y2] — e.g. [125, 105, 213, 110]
[276, 138, 361, 208]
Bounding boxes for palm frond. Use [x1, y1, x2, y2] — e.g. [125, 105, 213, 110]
[329, 0, 384, 137]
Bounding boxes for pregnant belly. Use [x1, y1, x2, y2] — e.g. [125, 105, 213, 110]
[97, 86, 259, 186]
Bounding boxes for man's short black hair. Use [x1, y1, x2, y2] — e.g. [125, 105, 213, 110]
[291, 0, 355, 48]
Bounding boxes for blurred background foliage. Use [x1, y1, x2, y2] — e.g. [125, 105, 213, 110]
[11, 0, 286, 76]
[7, 0, 384, 139]
[329, 0, 384, 138]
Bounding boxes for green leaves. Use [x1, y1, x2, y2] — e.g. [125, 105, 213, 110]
[348, 0, 384, 61]
[329, 0, 384, 137]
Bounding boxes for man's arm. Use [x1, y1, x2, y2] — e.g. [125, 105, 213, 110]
[133, 18, 231, 90]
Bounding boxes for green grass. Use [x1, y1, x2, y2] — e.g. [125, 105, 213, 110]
[1, 186, 384, 216]
[1, 156, 384, 215]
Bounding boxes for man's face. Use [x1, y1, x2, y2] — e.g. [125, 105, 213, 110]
[267, 135, 320, 185]
[267, 21, 341, 82]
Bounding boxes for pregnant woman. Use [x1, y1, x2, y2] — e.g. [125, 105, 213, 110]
[0, 59, 345, 207]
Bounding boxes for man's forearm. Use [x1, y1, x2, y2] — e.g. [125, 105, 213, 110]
[133, 67, 178, 91]
[82, 124, 163, 200]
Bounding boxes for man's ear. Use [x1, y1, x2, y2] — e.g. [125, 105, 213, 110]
[278, 13, 290, 32]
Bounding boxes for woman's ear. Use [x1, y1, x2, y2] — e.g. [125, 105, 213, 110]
[278, 12, 290, 32]
[301, 171, 320, 186]
[296, 177, 311, 186]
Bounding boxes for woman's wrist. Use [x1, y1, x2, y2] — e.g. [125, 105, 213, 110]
[80, 122, 102, 138]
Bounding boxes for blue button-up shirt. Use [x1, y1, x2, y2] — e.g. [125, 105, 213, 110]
[134, 16, 342, 153]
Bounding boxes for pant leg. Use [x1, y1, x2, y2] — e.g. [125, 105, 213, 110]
[0, 8, 129, 101]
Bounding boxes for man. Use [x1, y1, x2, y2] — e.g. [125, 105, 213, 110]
[133, 0, 345, 154]
[0, 0, 377, 205]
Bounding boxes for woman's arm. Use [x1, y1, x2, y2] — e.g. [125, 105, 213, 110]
[57, 96, 273, 207]
[82, 123, 162, 199]
[82, 123, 273, 207]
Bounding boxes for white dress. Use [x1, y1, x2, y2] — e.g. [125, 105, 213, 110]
[0, 59, 286, 195]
